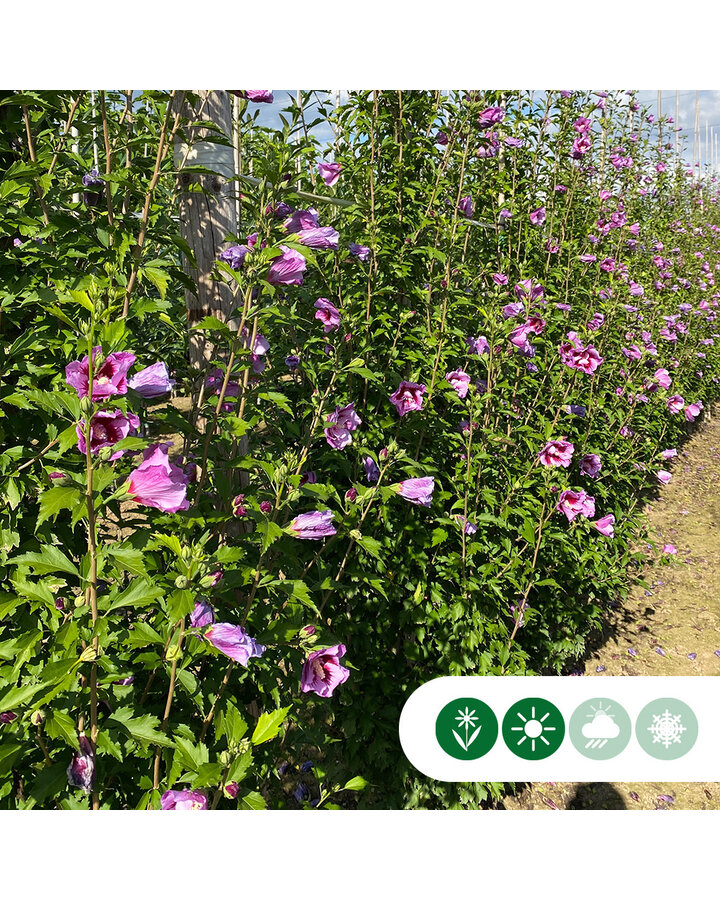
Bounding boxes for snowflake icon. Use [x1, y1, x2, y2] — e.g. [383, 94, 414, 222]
[648, 708, 687, 749]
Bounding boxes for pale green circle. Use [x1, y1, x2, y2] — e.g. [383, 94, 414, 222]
[569, 697, 632, 760]
[635, 698, 698, 760]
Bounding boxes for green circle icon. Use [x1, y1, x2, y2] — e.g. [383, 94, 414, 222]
[569, 698, 632, 760]
[435, 697, 498, 760]
[502, 698, 565, 759]
[635, 698, 698, 760]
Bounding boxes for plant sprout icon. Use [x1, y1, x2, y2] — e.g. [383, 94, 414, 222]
[509, 705, 557, 753]
[453, 706, 482, 752]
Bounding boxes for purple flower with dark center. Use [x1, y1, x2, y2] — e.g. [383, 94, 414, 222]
[445, 369, 471, 398]
[529, 206, 546, 226]
[327, 402, 361, 432]
[301, 644, 350, 697]
[203, 623, 265, 666]
[478, 106, 505, 127]
[82, 168, 104, 188]
[538, 439, 574, 468]
[127, 443, 190, 513]
[318, 162, 342, 187]
[502, 301, 525, 319]
[580, 454, 602, 478]
[260, 500, 272, 514]
[190, 600, 215, 629]
[467, 335, 490, 356]
[458, 195, 474, 218]
[129, 361, 175, 398]
[288, 510, 337, 539]
[454, 515, 477, 535]
[267, 245, 307, 286]
[314, 297, 341, 332]
[67, 734, 95, 794]
[285, 355, 301, 370]
[77, 409, 140, 458]
[66, 347, 136, 401]
[349, 243, 370, 261]
[514, 279, 545, 302]
[297, 226, 339, 250]
[556, 489, 595, 522]
[161, 789, 208, 810]
[395, 476, 434, 507]
[219, 244, 250, 270]
[565, 404, 587, 417]
[364, 456, 380, 483]
[284, 208, 320, 233]
[241, 91, 274, 103]
[324, 423, 352, 450]
[389, 380, 426, 416]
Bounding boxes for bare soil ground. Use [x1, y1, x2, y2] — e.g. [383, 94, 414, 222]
[502, 410, 720, 810]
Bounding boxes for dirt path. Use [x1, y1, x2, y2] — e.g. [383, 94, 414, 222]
[503, 410, 720, 810]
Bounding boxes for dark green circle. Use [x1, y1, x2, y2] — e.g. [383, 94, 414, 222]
[502, 697, 565, 759]
[435, 697, 498, 760]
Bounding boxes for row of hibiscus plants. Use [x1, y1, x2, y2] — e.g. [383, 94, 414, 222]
[2, 89, 720, 809]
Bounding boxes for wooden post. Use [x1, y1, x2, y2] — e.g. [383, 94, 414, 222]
[173, 90, 238, 368]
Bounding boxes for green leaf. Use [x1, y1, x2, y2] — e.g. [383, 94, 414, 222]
[44, 709, 79, 747]
[257, 520, 284, 553]
[257, 391, 294, 417]
[342, 776, 369, 791]
[35, 488, 85, 531]
[29, 763, 68, 805]
[226, 749, 252, 784]
[193, 315, 232, 336]
[142, 265, 170, 300]
[106, 547, 147, 577]
[104, 578, 163, 613]
[174, 736, 210, 772]
[13, 544, 79, 577]
[251, 706, 290, 745]
[238, 790, 266, 810]
[107, 709, 175, 748]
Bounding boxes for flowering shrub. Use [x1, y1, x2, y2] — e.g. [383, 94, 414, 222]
[2, 89, 720, 809]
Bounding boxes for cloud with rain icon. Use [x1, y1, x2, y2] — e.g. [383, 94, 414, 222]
[582, 705, 620, 749]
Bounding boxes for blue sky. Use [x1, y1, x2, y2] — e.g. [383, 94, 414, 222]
[242, 90, 720, 170]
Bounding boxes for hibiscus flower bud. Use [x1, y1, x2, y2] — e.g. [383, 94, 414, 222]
[67, 734, 95, 794]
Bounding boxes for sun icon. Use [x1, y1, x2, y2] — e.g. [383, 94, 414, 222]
[502, 698, 565, 759]
[510, 705, 557, 752]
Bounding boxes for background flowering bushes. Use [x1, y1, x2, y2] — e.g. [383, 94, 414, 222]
[1, 90, 720, 809]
